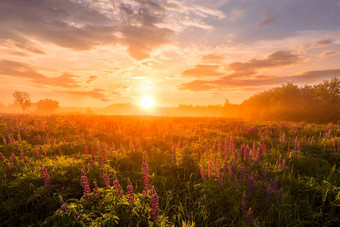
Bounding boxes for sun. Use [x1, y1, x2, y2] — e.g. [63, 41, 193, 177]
[140, 96, 154, 109]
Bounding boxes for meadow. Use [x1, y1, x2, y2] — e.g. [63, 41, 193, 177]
[0, 114, 339, 226]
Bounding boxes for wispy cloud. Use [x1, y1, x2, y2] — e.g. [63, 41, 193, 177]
[56, 88, 111, 102]
[258, 10, 278, 27]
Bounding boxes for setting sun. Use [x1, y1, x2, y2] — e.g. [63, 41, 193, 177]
[140, 96, 154, 109]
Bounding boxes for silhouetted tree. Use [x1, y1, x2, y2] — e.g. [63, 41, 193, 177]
[36, 99, 59, 114]
[13, 91, 31, 113]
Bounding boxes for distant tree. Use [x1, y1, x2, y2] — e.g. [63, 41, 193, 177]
[13, 91, 31, 113]
[36, 99, 59, 114]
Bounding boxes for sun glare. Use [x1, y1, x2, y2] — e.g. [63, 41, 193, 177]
[140, 96, 154, 109]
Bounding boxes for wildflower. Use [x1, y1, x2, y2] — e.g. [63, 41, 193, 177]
[103, 172, 110, 188]
[240, 164, 245, 180]
[11, 153, 18, 166]
[246, 207, 253, 223]
[84, 145, 89, 156]
[142, 160, 150, 194]
[98, 156, 104, 168]
[41, 165, 52, 189]
[200, 167, 207, 179]
[242, 191, 247, 211]
[60, 202, 68, 212]
[113, 177, 123, 197]
[219, 174, 223, 187]
[74, 213, 82, 222]
[263, 168, 268, 182]
[150, 188, 159, 222]
[35, 149, 39, 157]
[6, 164, 12, 175]
[266, 185, 272, 204]
[58, 147, 62, 156]
[89, 157, 94, 169]
[3, 137, 7, 145]
[81, 174, 91, 198]
[17, 132, 22, 142]
[0, 152, 6, 162]
[127, 180, 134, 204]
[282, 159, 286, 170]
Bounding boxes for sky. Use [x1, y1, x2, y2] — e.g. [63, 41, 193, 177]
[0, 0, 339, 107]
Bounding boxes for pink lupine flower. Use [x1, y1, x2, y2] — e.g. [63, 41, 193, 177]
[81, 174, 91, 198]
[241, 191, 247, 211]
[246, 207, 253, 223]
[89, 157, 94, 169]
[98, 156, 104, 168]
[142, 160, 150, 194]
[150, 188, 159, 222]
[113, 177, 123, 197]
[127, 180, 134, 204]
[6, 164, 12, 175]
[84, 145, 89, 156]
[0, 152, 6, 162]
[80, 163, 87, 176]
[240, 164, 245, 180]
[41, 165, 52, 189]
[278, 154, 282, 166]
[11, 153, 18, 166]
[17, 132, 22, 142]
[3, 137, 7, 145]
[200, 167, 207, 179]
[91, 145, 96, 160]
[103, 172, 110, 188]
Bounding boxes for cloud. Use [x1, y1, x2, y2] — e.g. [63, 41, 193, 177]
[320, 51, 340, 57]
[201, 54, 225, 63]
[0, 0, 225, 60]
[86, 76, 97, 84]
[258, 10, 278, 27]
[0, 60, 80, 88]
[178, 69, 340, 91]
[229, 51, 301, 73]
[228, 9, 245, 22]
[182, 64, 224, 77]
[57, 89, 111, 102]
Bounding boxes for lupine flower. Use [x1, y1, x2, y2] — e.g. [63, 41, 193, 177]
[219, 174, 223, 187]
[200, 167, 207, 179]
[240, 165, 245, 180]
[127, 180, 134, 204]
[3, 137, 7, 145]
[84, 145, 89, 156]
[103, 172, 110, 188]
[282, 159, 286, 170]
[35, 149, 39, 157]
[113, 177, 123, 197]
[74, 213, 82, 222]
[17, 132, 22, 142]
[60, 202, 68, 212]
[6, 164, 12, 175]
[0, 152, 6, 162]
[278, 154, 282, 166]
[11, 153, 18, 166]
[242, 191, 247, 211]
[80, 163, 87, 176]
[150, 188, 159, 222]
[98, 156, 104, 168]
[246, 207, 253, 223]
[41, 165, 52, 189]
[142, 160, 150, 194]
[91, 145, 96, 160]
[89, 157, 94, 169]
[81, 173, 91, 198]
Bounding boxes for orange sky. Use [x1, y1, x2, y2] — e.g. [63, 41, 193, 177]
[0, 0, 339, 107]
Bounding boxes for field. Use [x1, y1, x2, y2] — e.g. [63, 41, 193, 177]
[0, 114, 339, 226]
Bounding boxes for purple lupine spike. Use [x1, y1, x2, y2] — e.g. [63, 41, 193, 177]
[240, 164, 245, 180]
[41, 165, 52, 190]
[127, 180, 134, 204]
[113, 177, 123, 197]
[60, 202, 68, 212]
[74, 213, 82, 222]
[103, 172, 110, 188]
[142, 160, 150, 194]
[150, 188, 159, 222]
[11, 153, 18, 166]
[219, 174, 223, 187]
[6, 164, 12, 175]
[278, 187, 283, 202]
[84, 145, 89, 156]
[0, 152, 6, 162]
[19, 150, 24, 159]
[91, 145, 96, 160]
[81, 174, 91, 198]
[278, 154, 282, 166]
[282, 132, 286, 143]
[246, 207, 253, 223]
[228, 163, 233, 179]
[222, 162, 227, 177]
[3, 137, 7, 145]
[98, 156, 104, 168]
[241, 191, 247, 211]
[271, 178, 278, 192]
[35, 149, 39, 157]
[263, 168, 268, 182]
[17, 132, 22, 142]
[23, 156, 28, 164]
[89, 157, 94, 169]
